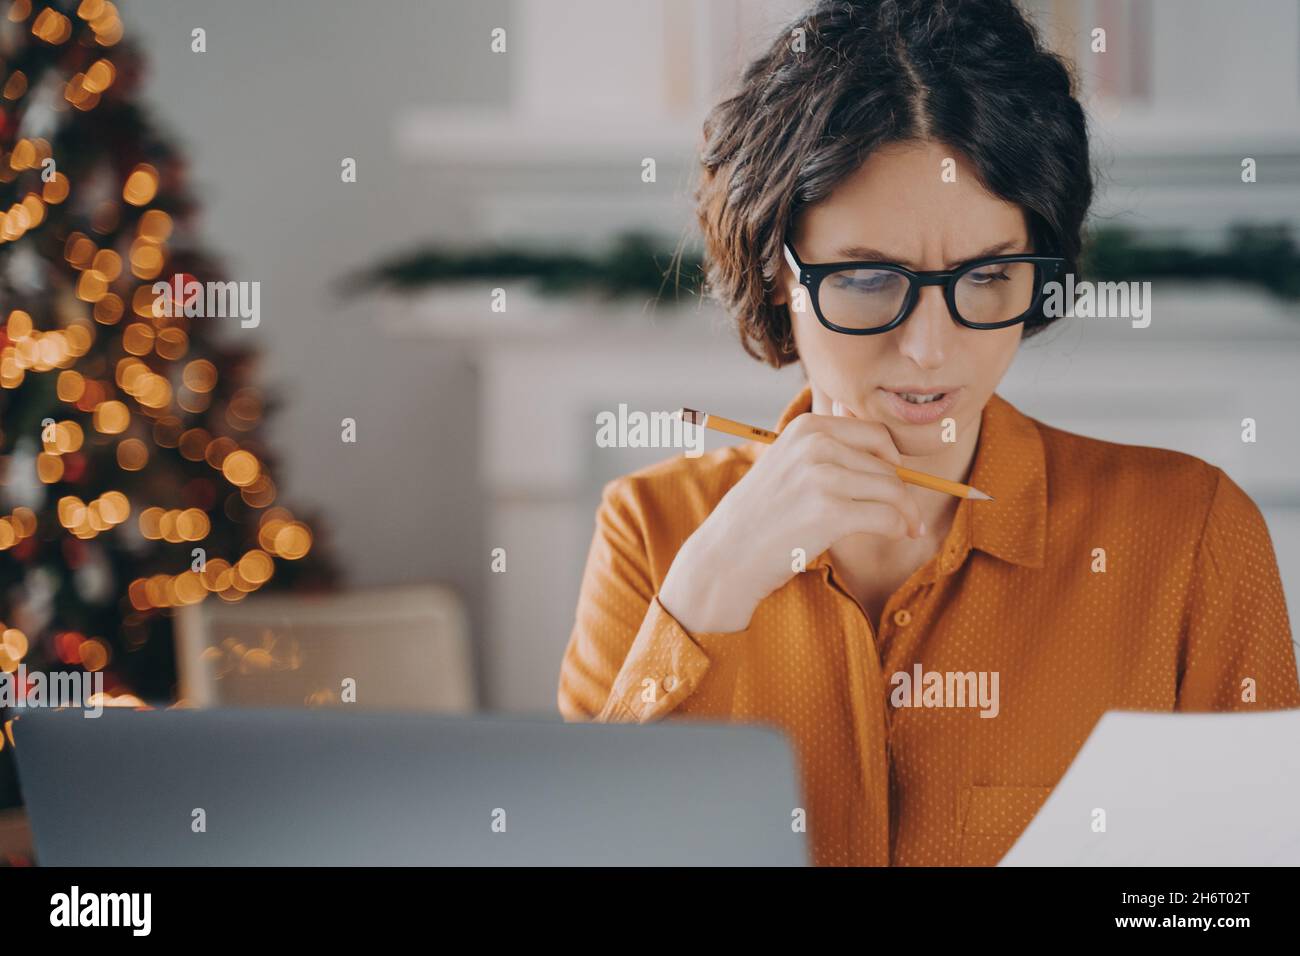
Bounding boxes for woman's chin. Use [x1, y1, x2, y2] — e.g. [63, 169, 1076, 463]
[891, 437, 945, 461]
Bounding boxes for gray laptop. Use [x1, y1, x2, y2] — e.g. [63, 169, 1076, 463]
[12, 707, 807, 866]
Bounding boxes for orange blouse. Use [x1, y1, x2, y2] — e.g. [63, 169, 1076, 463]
[557, 385, 1300, 866]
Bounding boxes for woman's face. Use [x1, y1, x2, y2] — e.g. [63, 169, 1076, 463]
[774, 140, 1028, 459]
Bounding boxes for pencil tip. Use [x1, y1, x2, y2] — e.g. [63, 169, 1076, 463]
[969, 488, 994, 501]
[678, 407, 705, 426]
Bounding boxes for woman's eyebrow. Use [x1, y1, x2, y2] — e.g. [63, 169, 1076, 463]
[950, 240, 1022, 265]
[833, 244, 904, 263]
[831, 240, 1024, 268]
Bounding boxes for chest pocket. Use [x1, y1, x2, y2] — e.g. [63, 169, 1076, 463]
[957, 785, 1053, 866]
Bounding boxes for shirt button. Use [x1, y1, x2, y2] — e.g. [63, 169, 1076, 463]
[893, 609, 912, 627]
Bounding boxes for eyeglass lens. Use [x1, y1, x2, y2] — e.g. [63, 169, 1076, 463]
[817, 260, 1039, 329]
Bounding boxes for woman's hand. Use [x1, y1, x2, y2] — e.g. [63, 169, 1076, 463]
[658, 403, 924, 634]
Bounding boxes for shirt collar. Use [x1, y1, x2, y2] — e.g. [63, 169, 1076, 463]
[772, 385, 1047, 572]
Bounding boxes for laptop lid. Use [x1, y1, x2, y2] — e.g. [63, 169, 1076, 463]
[13, 707, 807, 866]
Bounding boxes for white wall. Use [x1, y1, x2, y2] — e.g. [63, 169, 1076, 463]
[124, 0, 1300, 711]
[126, 0, 513, 702]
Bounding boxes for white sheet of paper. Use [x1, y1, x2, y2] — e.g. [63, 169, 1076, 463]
[999, 708, 1300, 866]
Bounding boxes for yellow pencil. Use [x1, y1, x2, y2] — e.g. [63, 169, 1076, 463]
[677, 407, 993, 501]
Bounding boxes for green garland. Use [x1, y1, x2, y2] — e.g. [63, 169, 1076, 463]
[340, 224, 1300, 304]
[340, 232, 697, 301]
[1079, 224, 1300, 300]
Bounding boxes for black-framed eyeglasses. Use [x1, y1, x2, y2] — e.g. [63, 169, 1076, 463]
[783, 241, 1064, 334]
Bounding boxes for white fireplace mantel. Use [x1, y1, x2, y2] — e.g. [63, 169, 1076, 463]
[378, 281, 1300, 713]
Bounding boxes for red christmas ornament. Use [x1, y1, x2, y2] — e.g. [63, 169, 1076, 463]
[181, 477, 217, 510]
[161, 273, 203, 314]
[62, 452, 87, 483]
[54, 631, 86, 665]
[62, 537, 86, 568]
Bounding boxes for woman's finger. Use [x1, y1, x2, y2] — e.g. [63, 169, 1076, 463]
[839, 498, 914, 541]
[806, 409, 904, 466]
[812, 464, 923, 537]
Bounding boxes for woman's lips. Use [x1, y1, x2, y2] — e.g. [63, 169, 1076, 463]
[878, 386, 961, 425]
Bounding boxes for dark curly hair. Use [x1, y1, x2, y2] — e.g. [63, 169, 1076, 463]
[692, 0, 1093, 367]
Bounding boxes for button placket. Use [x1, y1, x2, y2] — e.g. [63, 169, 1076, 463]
[883, 583, 951, 754]
[817, 561, 892, 860]
[877, 578, 922, 663]
[879, 582, 936, 689]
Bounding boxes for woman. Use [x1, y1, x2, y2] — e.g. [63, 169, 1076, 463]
[557, 0, 1300, 866]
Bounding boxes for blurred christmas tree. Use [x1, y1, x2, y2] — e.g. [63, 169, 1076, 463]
[0, 0, 337, 752]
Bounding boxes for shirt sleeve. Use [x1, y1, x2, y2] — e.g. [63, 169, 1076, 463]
[556, 478, 717, 724]
[1176, 467, 1300, 712]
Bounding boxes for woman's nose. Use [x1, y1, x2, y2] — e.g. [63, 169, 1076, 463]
[895, 285, 949, 369]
